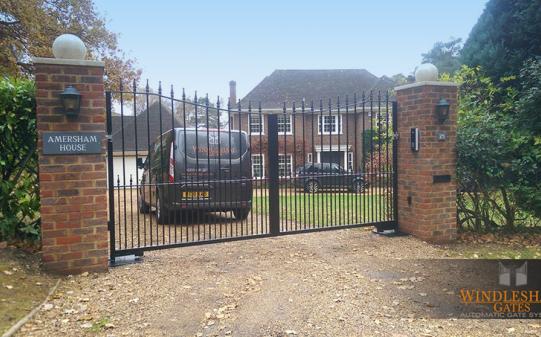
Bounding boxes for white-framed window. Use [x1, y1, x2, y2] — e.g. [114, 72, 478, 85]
[278, 154, 293, 177]
[347, 152, 354, 172]
[249, 114, 264, 134]
[307, 153, 313, 163]
[252, 154, 264, 178]
[277, 114, 292, 135]
[318, 115, 342, 135]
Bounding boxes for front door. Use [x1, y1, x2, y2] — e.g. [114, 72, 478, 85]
[320, 151, 343, 166]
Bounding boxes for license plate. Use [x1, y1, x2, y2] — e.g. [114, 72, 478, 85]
[182, 191, 209, 199]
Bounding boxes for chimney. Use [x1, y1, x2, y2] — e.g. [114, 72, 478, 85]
[229, 80, 237, 107]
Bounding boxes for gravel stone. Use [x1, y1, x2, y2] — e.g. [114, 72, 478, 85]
[15, 228, 535, 337]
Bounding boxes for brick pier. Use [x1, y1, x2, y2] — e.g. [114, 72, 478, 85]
[395, 81, 459, 243]
[33, 57, 109, 274]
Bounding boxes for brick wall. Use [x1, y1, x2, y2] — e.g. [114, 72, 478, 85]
[395, 82, 458, 243]
[231, 111, 374, 173]
[34, 58, 108, 274]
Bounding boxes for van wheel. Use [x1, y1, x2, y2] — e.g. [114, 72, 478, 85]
[156, 192, 170, 224]
[138, 197, 150, 214]
[305, 180, 319, 193]
[233, 208, 250, 220]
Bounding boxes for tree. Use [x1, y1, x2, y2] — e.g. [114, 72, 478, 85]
[461, 0, 541, 81]
[453, 65, 541, 230]
[175, 96, 224, 129]
[122, 85, 224, 128]
[390, 73, 414, 86]
[0, 78, 40, 240]
[0, 0, 141, 91]
[513, 58, 541, 218]
[421, 38, 463, 75]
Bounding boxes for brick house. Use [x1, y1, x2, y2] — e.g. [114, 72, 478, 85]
[229, 69, 394, 178]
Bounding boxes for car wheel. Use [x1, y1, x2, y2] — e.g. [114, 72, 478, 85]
[305, 180, 319, 193]
[156, 191, 169, 224]
[353, 180, 365, 193]
[233, 208, 250, 220]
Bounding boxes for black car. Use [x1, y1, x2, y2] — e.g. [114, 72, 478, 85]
[294, 163, 367, 193]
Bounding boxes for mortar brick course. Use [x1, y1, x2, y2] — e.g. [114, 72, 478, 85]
[35, 60, 108, 274]
[395, 83, 458, 243]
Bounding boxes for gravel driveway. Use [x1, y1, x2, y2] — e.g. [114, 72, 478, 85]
[17, 228, 540, 337]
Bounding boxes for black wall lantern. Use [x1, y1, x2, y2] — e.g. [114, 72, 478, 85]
[60, 86, 81, 116]
[435, 97, 450, 123]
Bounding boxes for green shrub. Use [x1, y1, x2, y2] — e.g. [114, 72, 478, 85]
[0, 77, 39, 241]
[454, 64, 541, 231]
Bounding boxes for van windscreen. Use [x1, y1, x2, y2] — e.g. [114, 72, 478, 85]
[180, 130, 247, 159]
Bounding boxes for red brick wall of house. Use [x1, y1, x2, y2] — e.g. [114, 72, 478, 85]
[395, 83, 458, 243]
[34, 59, 109, 274]
[231, 111, 378, 174]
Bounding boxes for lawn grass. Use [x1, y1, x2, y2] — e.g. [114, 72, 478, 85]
[252, 192, 393, 225]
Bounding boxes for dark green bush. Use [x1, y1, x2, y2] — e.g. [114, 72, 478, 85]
[454, 64, 541, 231]
[0, 77, 39, 241]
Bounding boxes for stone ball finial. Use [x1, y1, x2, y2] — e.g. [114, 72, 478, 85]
[52, 34, 87, 60]
[415, 63, 439, 82]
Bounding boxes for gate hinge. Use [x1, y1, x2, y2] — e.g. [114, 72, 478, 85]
[106, 134, 112, 140]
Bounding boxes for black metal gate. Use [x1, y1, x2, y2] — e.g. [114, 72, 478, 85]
[106, 81, 397, 261]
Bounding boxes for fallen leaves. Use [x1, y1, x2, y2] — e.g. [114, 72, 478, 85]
[80, 322, 92, 329]
[42, 303, 53, 311]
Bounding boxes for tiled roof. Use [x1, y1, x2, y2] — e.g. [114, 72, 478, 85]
[240, 69, 394, 108]
[111, 101, 182, 152]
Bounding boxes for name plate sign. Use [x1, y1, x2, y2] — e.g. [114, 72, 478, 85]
[43, 132, 102, 155]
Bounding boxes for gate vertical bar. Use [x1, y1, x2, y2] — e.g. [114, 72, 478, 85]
[392, 100, 399, 227]
[106, 91, 116, 261]
[267, 114, 280, 235]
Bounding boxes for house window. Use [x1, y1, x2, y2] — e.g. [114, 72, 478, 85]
[307, 153, 313, 163]
[318, 115, 342, 135]
[249, 114, 264, 134]
[347, 152, 353, 172]
[277, 114, 292, 134]
[252, 154, 264, 178]
[278, 154, 292, 177]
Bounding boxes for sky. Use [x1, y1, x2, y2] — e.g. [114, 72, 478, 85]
[93, 0, 488, 101]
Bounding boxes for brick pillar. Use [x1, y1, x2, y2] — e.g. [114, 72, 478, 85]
[395, 81, 458, 243]
[33, 57, 108, 274]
